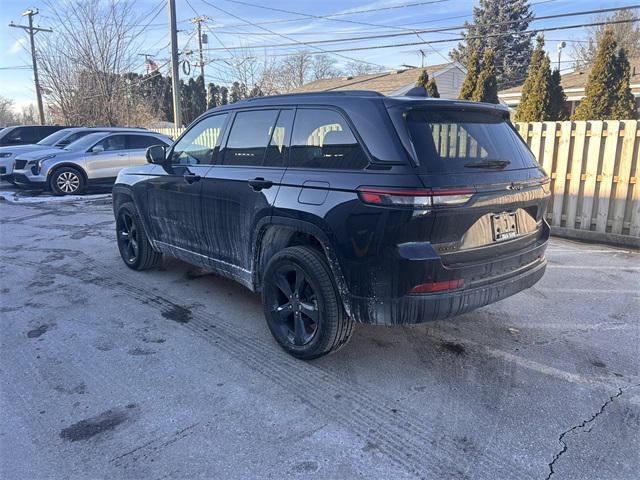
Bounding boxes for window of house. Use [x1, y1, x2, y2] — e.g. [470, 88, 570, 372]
[171, 114, 228, 165]
[222, 110, 280, 167]
[289, 109, 368, 169]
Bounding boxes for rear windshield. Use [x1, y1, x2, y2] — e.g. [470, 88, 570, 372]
[405, 109, 536, 173]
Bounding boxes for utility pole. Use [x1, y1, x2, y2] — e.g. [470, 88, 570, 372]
[9, 9, 52, 125]
[168, 0, 182, 127]
[191, 16, 209, 82]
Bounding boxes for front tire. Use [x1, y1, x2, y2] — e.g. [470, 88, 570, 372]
[262, 246, 354, 360]
[50, 167, 85, 195]
[116, 202, 161, 270]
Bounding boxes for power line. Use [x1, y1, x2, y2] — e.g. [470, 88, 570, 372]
[207, 0, 452, 30]
[198, 0, 388, 69]
[201, 5, 640, 52]
[204, 17, 640, 58]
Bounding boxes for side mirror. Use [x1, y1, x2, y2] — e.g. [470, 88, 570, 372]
[146, 145, 166, 164]
[92, 145, 105, 154]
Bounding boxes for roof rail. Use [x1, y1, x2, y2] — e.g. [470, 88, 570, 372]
[243, 90, 385, 102]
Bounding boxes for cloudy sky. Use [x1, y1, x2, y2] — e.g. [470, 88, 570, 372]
[1, 0, 637, 112]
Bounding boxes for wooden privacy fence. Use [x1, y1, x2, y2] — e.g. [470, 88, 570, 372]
[515, 120, 639, 238]
[152, 121, 640, 239]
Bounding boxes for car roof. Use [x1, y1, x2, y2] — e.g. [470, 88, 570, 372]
[204, 90, 509, 114]
[60, 127, 149, 133]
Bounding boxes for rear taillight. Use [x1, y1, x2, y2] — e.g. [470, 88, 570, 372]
[409, 279, 464, 294]
[357, 187, 474, 209]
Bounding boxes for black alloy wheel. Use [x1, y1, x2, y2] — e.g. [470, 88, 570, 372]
[115, 202, 161, 270]
[268, 264, 320, 347]
[262, 246, 354, 360]
[117, 209, 139, 265]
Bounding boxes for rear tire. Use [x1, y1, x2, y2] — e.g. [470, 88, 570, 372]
[262, 246, 354, 360]
[116, 202, 161, 270]
[50, 167, 85, 195]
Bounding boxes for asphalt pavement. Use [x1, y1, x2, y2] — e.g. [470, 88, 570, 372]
[1, 183, 638, 480]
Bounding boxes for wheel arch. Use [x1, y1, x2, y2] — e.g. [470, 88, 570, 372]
[47, 162, 89, 185]
[252, 216, 353, 317]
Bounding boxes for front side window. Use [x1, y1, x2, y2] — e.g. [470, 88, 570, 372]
[95, 135, 126, 152]
[222, 110, 280, 167]
[171, 114, 228, 165]
[289, 109, 368, 169]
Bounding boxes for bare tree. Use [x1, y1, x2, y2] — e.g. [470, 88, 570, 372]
[279, 51, 314, 91]
[572, 10, 640, 69]
[344, 62, 385, 77]
[0, 96, 18, 127]
[312, 54, 341, 80]
[39, 0, 149, 125]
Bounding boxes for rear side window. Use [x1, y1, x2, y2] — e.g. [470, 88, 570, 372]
[222, 110, 280, 166]
[171, 114, 228, 165]
[405, 109, 536, 173]
[127, 135, 167, 149]
[289, 109, 368, 169]
[264, 110, 293, 167]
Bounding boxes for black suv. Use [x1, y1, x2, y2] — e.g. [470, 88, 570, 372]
[113, 91, 550, 359]
[0, 125, 69, 146]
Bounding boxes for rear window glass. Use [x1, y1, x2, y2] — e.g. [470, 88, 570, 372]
[406, 109, 536, 173]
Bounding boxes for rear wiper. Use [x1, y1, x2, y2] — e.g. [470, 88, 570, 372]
[464, 160, 511, 169]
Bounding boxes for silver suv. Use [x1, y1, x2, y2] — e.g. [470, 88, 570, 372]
[12, 131, 171, 195]
[0, 127, 149, 181]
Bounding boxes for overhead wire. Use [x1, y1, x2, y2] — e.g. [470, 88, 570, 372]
[198, 0, 389, 69]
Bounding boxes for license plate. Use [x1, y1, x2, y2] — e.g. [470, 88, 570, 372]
[491, 212, 518, 241]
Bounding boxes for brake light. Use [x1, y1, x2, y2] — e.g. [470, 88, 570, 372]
[357, 187, 474, 209]
[409, 279, 464, 294]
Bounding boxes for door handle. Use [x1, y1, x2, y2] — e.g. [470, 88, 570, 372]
[184, 173, 201, 184]
[248, 177, 273, 191]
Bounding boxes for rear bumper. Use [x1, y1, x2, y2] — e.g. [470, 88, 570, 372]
[348, 256, 547, 325]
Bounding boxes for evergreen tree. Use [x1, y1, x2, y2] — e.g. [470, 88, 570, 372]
[220, 86, 228, 106]
[426, 78, 440, 98]
[572, 28, 637, 120]
[514, 36, 552, 122]
[192, 75, 207, 118]
[459, 49, 480, 100]
[547, 69, 568, 120]
[415, 69, 429, 88]
[415, 69, 440, 98]
[611, 48, 638, 119]
[473, 49, 499, 103]
[207, 83, 218, 109]
[450, 0, 534, 88]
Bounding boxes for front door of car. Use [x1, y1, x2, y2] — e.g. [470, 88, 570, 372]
[84, 134, 130, 181]
[145, 113, 229, 256]
[199, 109, 292, 276]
